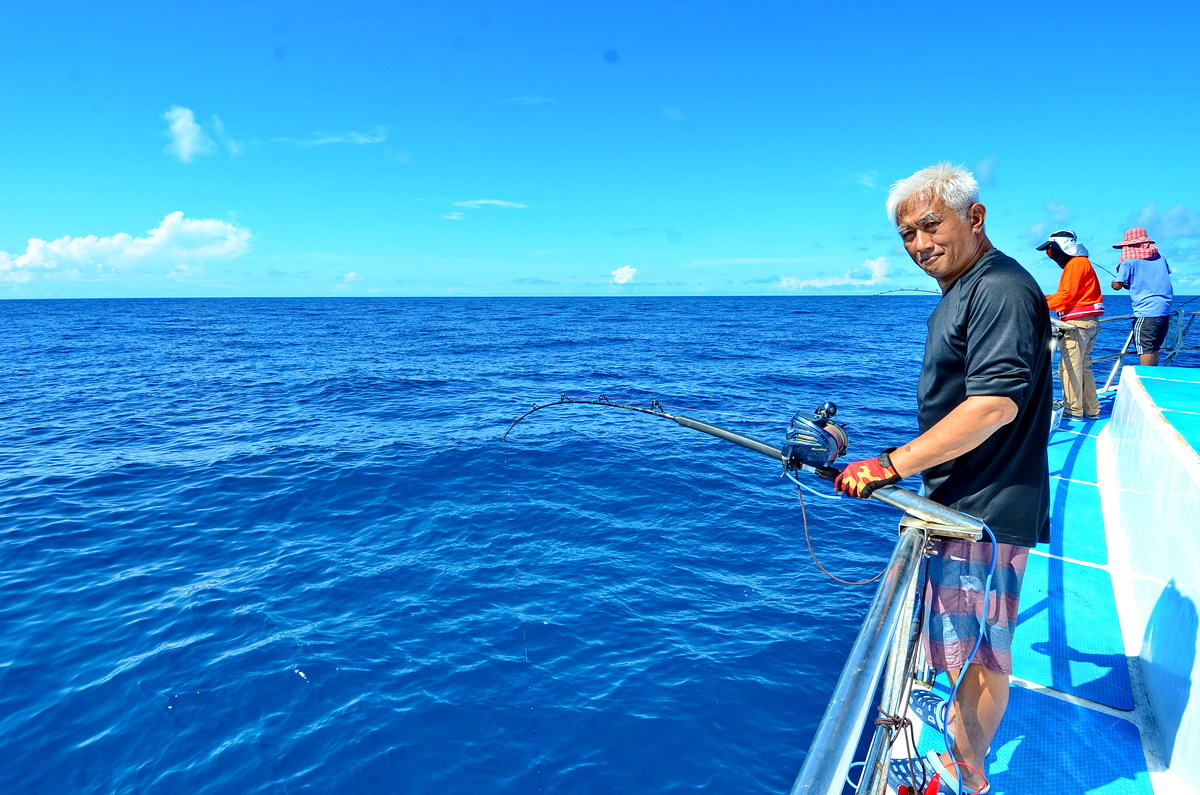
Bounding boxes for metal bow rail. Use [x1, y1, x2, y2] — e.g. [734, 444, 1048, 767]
[504, 398, 987, 794]
[598, 409, 987, 794]
[1098, 308, 1200, 391]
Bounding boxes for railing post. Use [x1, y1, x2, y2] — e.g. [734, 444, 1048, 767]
[1103, 326, 1136, 392]
[855, 532, 928, 795]
[788, 527, 927, 795]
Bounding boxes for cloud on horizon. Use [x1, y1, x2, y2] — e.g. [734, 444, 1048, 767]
[775, 256, 890, 290]
[0, 212, 251, 284]
[610, 265, 637, 285]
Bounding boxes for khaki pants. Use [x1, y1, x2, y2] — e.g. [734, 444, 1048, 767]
[1059, 318, 1100, 417]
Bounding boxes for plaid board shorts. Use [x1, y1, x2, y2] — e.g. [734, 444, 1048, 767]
[923, 539, 1029, 676]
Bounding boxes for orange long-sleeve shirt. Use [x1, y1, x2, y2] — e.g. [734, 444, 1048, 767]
[1046, 256, 1104, 320]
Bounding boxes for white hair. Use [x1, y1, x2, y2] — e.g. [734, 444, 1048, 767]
[885, 163, 979, 225]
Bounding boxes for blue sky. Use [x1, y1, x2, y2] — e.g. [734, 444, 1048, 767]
[3, 1, 1198, 299]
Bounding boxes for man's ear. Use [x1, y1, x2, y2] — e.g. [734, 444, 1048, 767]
[969, 203, 987, 233]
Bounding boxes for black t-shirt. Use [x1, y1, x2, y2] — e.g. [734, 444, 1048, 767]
[917, 249, 1052, 547]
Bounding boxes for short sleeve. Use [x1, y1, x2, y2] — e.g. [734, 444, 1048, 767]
[963, 271, 1043, 406]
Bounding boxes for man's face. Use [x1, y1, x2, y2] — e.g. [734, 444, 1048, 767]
[894, 194, 986, 288]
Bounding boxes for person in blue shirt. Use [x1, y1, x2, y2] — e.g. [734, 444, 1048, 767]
[1110, 227, 1174, 366]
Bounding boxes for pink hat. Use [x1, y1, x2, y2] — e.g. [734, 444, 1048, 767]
[1113, 227, 1155, 248]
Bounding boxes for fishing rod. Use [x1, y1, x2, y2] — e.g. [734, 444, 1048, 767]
[503, 395, 984, 534]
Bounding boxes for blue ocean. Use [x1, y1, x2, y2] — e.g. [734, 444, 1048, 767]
[0, 294, 1184, 794]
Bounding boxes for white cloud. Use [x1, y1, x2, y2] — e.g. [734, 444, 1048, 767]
[164, 106, 244, 160]
[168, 262, 204, 281]
[855, 171, 879, 189]
[441, 199, 529, 220]
[1131, 203, 1200, 240]
[164, 106, 214, 162]
[974, 156, 998, 188]
[1044, 200, 1070, 223]
[1026, 221, 1052, 246]
[289, 126, 387, 147]
[610, 265, 637, 285]
[210, 115, 244, 156]
[0, 212, 251, 283]
[662, 106, 685, 123]
[342, 271, 360, 282]
[451, 199, 529, 210]
[776, 257, 890, 290]
[1026, 201, 1073, 246]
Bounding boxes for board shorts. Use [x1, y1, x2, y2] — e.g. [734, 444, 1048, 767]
[1133, 315, 1171, 355]
[923, 539, 1029, 676]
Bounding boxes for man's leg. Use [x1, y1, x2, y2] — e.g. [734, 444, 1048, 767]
[1134, 316, 1167, 367]
[1058, 323, 1085, 415]
[939, 663, 1009, 790]
[1077, 319, 1101, 417]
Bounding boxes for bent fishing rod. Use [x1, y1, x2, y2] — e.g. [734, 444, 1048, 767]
[503, 396, 983, 534]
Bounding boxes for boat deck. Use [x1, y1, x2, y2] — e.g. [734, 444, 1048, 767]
[901, 367, 1200, 794]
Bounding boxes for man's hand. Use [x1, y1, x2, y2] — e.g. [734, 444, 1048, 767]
[834, 451, 901, 499]
[1111, 280, 1125, 291]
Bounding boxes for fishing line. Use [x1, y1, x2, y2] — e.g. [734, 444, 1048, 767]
[505, 395, 894, 588]
[500, 444, 546, 791]
[544, 392, 790, 425]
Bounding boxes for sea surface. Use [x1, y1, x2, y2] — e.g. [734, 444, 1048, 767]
[0, 294, 1191, 794]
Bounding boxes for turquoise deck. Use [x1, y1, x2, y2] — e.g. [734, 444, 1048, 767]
[915, 680, 1151, 795]
[1136, 369, 1200, 450]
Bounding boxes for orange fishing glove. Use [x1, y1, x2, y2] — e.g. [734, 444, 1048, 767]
[833, 449, 900, 499]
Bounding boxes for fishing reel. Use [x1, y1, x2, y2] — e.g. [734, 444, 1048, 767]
[781, 402, 849, 472]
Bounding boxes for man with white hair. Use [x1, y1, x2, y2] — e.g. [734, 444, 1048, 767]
[834, 163, 1052, 794]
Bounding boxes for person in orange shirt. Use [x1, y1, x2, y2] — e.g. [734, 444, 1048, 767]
[1038, 230, 1104, 419]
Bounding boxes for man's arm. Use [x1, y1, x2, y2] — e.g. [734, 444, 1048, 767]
[1111, 261, 1129, 291]
[887, 395, 1018, 478]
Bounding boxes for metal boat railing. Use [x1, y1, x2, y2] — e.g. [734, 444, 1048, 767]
[1096, 308, 1200, 392]
[787, 491, 984, 795]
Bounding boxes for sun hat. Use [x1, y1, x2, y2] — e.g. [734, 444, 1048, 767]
[1113, 227, 1155, 248]
[1036, 229, 1076, 251]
